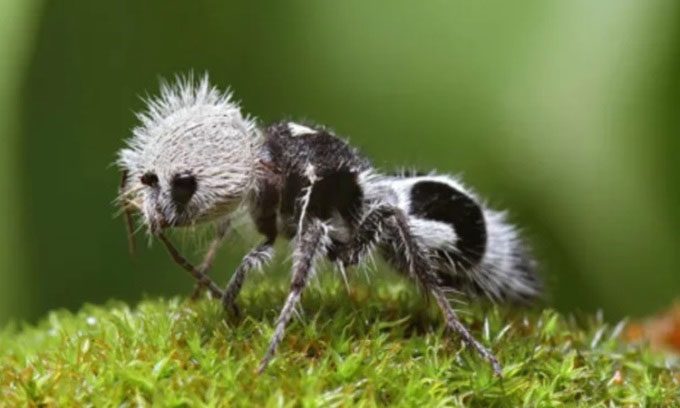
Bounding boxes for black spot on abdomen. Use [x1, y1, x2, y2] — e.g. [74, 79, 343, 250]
[409, 180, 487, 268]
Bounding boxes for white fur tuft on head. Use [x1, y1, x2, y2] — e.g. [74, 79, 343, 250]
[117, 74, 263, 230]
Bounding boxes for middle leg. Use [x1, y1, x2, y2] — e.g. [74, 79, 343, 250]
[222, 240, 275, 317]
[257, 219, 328, 373]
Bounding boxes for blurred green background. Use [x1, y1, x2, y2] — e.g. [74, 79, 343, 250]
[0, 0, 678, 324]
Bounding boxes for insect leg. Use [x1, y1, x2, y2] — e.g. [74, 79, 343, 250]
[189, 220, 231, 300]
[385, 209, 502, 376]
[430, 285, 502, 375]
[157, 233, 225, 299]
[221, 240, 275, 317]
[118, 170, 137, 255]
[338, 204, 395, 266]
[257, 220, 328, 373]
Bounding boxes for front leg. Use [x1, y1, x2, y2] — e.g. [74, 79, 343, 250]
[158, 233, 225, 299]
[258, 220, 328, 373]
[190, 220, 231, 299]
[221, 240, 275, 316]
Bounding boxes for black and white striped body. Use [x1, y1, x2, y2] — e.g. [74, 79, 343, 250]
[359, 173, 540, 302]
[249, 122, 540, 303]
[243, 121, 540, 373]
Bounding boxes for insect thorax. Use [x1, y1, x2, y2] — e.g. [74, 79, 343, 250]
[248, 122, 371, 242]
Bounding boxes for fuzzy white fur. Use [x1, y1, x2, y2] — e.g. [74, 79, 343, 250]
[117, 75, 262, 230]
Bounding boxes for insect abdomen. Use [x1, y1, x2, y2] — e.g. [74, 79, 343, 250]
[409, 180, 487, 269]
[404, 176, 541, 302]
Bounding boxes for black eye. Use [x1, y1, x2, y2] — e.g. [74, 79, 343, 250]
[171, 173, 197, 210]
[140, 172, 159, 187]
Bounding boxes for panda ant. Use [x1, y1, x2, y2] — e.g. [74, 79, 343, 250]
[117, 76, 541, 375]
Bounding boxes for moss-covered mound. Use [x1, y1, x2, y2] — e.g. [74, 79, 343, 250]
[1, 281, 678, 406]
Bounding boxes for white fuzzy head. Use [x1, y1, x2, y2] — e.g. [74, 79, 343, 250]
[117, 75, 261, 233]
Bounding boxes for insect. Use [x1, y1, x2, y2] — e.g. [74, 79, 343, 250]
[117, 76, 541, 375]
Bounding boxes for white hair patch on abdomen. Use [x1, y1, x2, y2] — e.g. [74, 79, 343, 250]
[409, 217, 458, 251]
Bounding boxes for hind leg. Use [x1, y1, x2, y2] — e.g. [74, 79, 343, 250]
[386, 209, 502, 375]
[339, 204, 502, 375]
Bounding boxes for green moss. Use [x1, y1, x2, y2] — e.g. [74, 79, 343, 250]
[1, 279, 678, 406]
